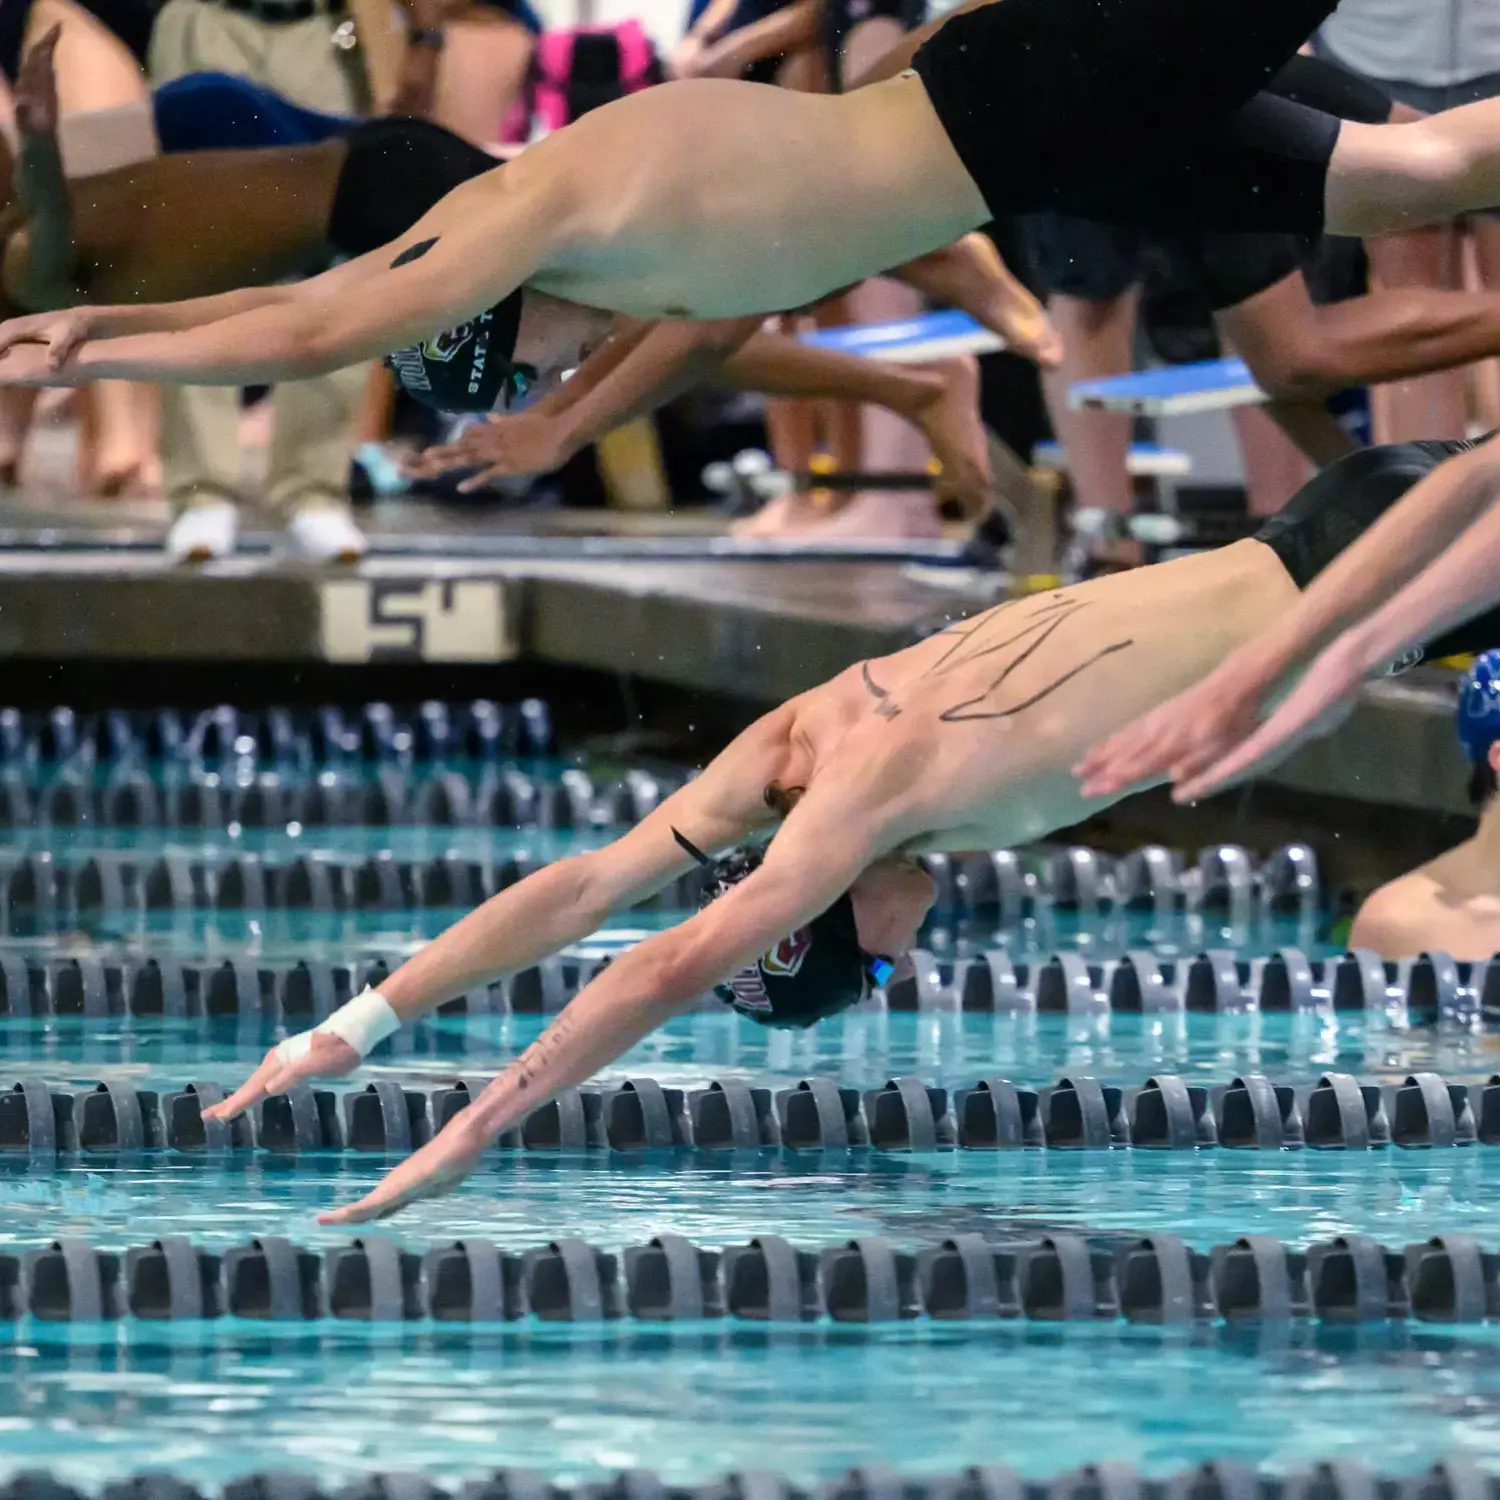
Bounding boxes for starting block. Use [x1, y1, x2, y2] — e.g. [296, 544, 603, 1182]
[799, 309, 1004, 363]
[1068, 357, 1265, 416]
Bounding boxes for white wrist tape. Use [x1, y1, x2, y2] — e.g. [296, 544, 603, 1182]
[275, 986, 401, 1064]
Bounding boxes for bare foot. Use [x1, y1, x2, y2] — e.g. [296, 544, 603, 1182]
[91, 457, 146, 500]
[988, 284, 1062, 369]
[783, 490, 941, 542]
[960, 234, 1062, 368]
[730, 494, 826, 538]
[908, 356, 992, 520]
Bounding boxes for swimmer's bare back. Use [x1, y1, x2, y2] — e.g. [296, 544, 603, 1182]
[523, 74, 987, 319]
[4, 141, 345, 309]
[797, 541, 1303, 854]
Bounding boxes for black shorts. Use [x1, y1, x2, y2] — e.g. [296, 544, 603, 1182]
[912, 0, 1345, 232]
[821, 0, 923, 90]
[1017, 53, 1391, 358]
[0, 0, 157, 81]
[327, 118, 498, 259]
[1021, 217, 1305, 312]
[1255, 438, 1500, 663]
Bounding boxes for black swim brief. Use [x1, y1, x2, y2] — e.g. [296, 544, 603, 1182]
[327, 117, 498, 257]
[1255, 438, 1500, 664]
[912, 0, 1346, 233]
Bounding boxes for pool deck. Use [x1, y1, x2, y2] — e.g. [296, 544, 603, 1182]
[0, 499, 1468, 817]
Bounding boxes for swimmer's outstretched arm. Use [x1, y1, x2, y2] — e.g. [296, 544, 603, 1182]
[202, 703, 799, 1123]
[1165, 459, 1500, 800]
[1076, 434, 1500, 800]
[317, 781, 891, 1224]
[0, 165, 566, 385]
[409, 314, 762, 486]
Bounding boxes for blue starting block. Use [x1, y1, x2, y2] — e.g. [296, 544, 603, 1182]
[1032, 441, 1192, 478]
[800, 309, 1004, 363]
[1068, 357, 1265, 415]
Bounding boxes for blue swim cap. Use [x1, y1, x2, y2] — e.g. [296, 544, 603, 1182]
[1457, 650, 1500, 762]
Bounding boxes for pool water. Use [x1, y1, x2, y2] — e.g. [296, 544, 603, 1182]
[0, 739, 1492, 1488]
[0, 1148, 1492, 1252]
[2, 1007, 1496, 1090]
[5, 1322, 1500, 1485]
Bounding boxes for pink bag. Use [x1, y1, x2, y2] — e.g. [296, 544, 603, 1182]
[530, 20, 663, 133]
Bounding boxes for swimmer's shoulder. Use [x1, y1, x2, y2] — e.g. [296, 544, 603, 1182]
[1349, 873, 1437, 959]
[1350, 852, 1500, 961]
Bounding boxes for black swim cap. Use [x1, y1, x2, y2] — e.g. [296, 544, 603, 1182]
[385, 289, 532, 413]
[675, 831, 894, 1029]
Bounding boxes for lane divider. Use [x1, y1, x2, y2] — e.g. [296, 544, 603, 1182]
[2, 1229, 1500, 1322]
[2, 1466, 1496, 1500]
[3, 1071, 1498, 1155]
[4, 938, 1477, 1024]
[0, 842, 1319, 931]
[0, 700, 554, 769]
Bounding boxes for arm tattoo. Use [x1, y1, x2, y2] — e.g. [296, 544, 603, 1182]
[390, 237, 440, 269]
[510, 1009, 578, 1091]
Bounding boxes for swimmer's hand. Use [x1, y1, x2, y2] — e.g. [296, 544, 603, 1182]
[669, 33, 708, 78]
[0, 309, 96, 369]
[14, 25, 61, 138]
[1074, 646, 1279, 801]
[318, 1113, 486, 1224]
[201, 1031, 361, 1124]
[0, 339, 79, 385]
[1165, 632, 1368, 804]
[404, 411, 580, 490]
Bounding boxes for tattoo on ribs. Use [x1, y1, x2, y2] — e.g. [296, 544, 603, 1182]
[873, 594, 1133, 725]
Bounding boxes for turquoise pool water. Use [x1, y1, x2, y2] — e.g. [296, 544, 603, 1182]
[0, 1005, 1492, 1088]
[0, 1148, 1492, 1251]
[3, 1322, 1500, 1486]
[0, 743, 1487, 1490]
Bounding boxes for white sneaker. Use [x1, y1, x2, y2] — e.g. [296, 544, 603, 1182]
[286, 504, 368, 564]
[166, 501, 238, 564]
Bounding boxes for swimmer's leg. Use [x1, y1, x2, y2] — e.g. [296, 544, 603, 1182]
[891, 233, 1061, 367]
[720, 331, 997, 518]
[0, 388, 39, 487]
[1328, 106, 1500, 236]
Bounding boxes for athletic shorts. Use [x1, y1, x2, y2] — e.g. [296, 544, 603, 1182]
[1018, 53, 1390, 358]
[1255, 437, 1500, 663]
[327, 118, 498, 259]
[912, 0, 1346, 232]
[821, 0, 923, 90]
[1021, 217, 1305, 314]
[1313, 38, 1500, 216]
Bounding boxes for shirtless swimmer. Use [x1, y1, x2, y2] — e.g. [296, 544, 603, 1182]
[3, 0, 1500, 407]
[196, 441, 1500, 1224]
